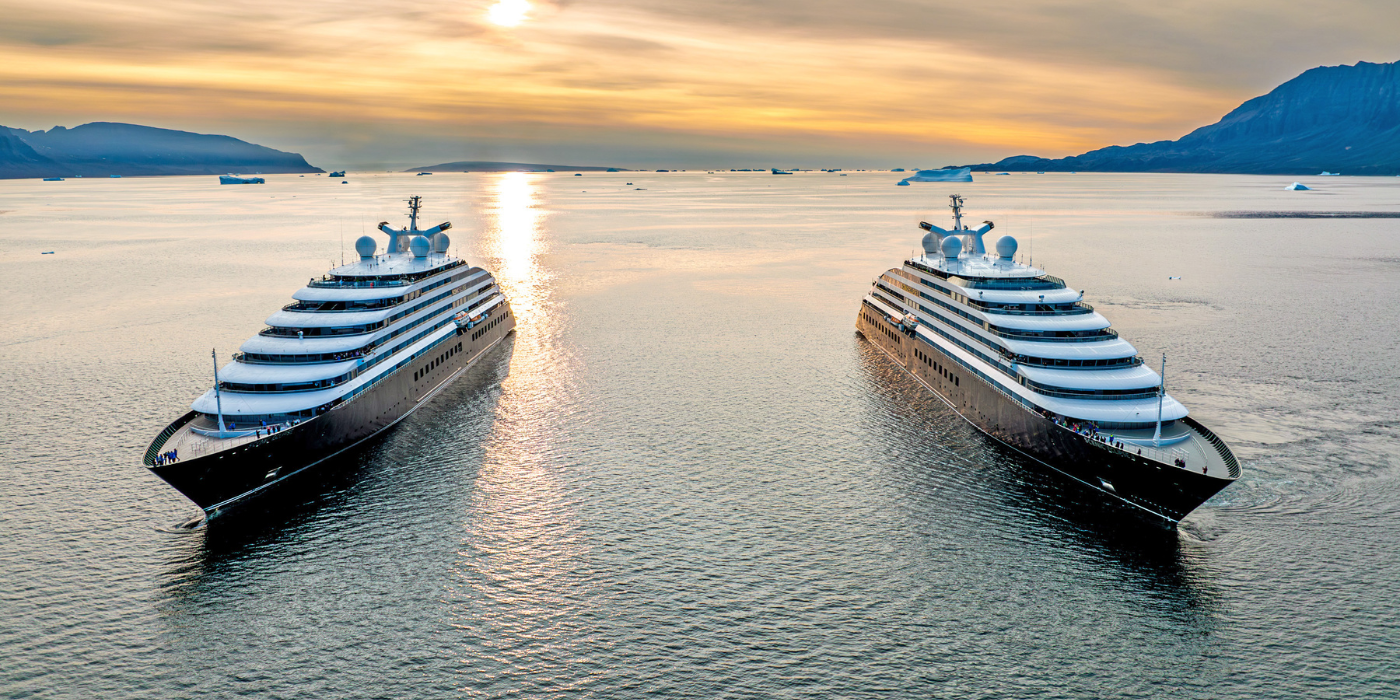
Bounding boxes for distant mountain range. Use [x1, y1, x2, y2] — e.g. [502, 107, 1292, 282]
[408, 161, 624, 172]
[964, 60, 1400, 175]
[0, 122, 321, 179]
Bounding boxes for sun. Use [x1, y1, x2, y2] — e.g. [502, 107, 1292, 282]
[488, 0, 531, 26]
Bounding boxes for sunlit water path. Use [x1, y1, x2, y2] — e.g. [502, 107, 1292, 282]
[1, 172, 1397, 698]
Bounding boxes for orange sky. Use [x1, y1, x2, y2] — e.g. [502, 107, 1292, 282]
[0, 0, 1394, 167]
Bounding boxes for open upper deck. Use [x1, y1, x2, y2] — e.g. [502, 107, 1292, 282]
[1076, 417, 1241, 481]
[912, 252, 1046, 280]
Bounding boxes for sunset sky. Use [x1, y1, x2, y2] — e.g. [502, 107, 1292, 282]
[0, 0, 1395, 168]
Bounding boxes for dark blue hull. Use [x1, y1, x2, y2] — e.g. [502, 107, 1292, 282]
[145, 306, 514, 516]
[858, 302, 1236, 523]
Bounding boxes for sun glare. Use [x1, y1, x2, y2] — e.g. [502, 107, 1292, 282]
[488, 0, 531, 27]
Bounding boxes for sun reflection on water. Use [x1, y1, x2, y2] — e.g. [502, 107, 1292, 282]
[480, 172, 546, 318]
[452, 172, 590, 659]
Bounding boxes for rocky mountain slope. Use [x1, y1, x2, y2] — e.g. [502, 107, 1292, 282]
[966, 60, 1400, 175]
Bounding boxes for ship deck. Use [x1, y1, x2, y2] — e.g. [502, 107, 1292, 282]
[1090, 422, 1236, 480]
[156, 416, 275, 463]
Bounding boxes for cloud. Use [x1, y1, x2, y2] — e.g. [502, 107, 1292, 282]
[0, 0, 1393, 167]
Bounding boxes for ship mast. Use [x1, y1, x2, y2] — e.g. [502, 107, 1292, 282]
[213, 348, 227, 434]
[950, 194, 965, 231]
[1153, 353, 1165, 446]
[407, 195, 422, 233]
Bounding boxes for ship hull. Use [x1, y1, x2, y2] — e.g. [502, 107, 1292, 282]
[857, 303, 1232, 523]
[146, 303, 515, 516]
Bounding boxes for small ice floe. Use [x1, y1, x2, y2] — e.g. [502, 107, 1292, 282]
[42, 177, 63, 181]
[220, 175, 265, 185]
[1168, 276, 1182, 280]
[897, 180, 911, 186]
[1284, 182, 1310, 190]
[41, 251, 55, 254]
[1319, 171, 1340, 176]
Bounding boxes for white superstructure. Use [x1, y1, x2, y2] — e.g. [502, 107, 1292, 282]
[190, 196, 506, 428]
[864, 195, 1188, 445]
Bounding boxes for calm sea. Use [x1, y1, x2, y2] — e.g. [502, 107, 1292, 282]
[1, 171, 1397, 698]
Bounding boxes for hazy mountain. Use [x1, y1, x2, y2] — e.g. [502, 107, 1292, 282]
[408, 161, 624, 172]
[966, 60, 1400, 175]
[0, 122, 322, 179]
[0, 131, 62, 179]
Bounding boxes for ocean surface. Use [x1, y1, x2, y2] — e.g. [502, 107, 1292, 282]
[1, 171, 1397, 699]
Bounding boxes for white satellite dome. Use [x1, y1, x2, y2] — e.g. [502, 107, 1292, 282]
[921, 231, 940, 255]
[354, 235, 376, 260]
[409, 235, 431, 258]
[995, 235, 1018, 260]
[432, 232, 450, 253]
[940, 235, 962, 260]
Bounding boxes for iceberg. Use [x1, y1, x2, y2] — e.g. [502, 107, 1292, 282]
[1284, 182, 1310, 190]
[901, 167, 973, 183]
[220, 175, 265, 185]
[897, 180, 911, 186]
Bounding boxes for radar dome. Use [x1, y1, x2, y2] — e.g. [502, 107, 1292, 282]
[940, 235, 962, 260]
[432, 232, 450, 253]
[409, 235, 431, 258]
[995, 235, 1018, 260]
[354, 235, 376, 260]
[921, 231, 940, 255]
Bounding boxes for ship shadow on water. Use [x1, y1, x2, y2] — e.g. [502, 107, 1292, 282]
[853, 337, 1222, 613]
[157, 339, 516, 592]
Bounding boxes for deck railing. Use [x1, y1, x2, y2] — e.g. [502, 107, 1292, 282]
[1183, 416, 1242, 479]
[143, 411, 197, 466]
[306, 276, 413, 289]
[979, 300, 1096, 316]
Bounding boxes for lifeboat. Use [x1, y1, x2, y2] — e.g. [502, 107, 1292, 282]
[454, 309, 489, 330]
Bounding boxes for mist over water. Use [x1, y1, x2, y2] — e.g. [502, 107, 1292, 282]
[1, 172, 1397, 698]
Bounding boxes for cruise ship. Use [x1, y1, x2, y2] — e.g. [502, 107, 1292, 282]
[857, 195, 1240, 523]
[144, 196, 515, 516]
